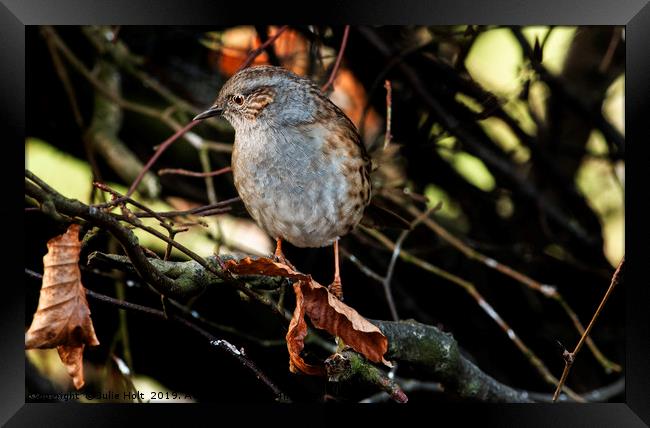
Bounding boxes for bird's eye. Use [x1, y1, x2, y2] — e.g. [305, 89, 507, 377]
[232, 95, 244, 105]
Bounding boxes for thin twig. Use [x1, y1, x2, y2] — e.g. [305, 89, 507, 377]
[238, 25, 289, 71]
[198, 147, 225, 254]
[99, 197, 239, 220]
[158, 166, 232, 178]
[341, 248, 385, 283]
[360, 377, 443, 403]
[381, 203, 441, 321]
[598, 27, 623, 73]
[166, 299, 286, 347]
[126, 121, 199, 198]
[552, 256, 624, 402]
[383, 80, 392, 150]
[383, 230, 407, 321]
[321, 25, 350, 92]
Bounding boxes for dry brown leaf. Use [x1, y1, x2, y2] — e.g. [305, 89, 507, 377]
[298, 280, 390, 367]
[225, 256, 309, 281]
[25, 224, 100, 389]
[226, 257, 389, 374]
[286, 282, 326, 375]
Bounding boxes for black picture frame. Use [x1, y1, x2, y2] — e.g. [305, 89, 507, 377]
[4, 0, 648, 425]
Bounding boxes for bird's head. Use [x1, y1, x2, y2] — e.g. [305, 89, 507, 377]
[193, 65, 322, 131]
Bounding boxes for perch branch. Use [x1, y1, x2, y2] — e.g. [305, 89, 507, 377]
[75, 253, 589, 403]
[25, 170, 284, 321]
[374, 320, 534, 402]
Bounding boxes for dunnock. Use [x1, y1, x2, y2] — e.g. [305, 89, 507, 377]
[194, 65, 374, 298]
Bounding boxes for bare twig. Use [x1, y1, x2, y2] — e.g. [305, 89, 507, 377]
[383, 230, 407, 321]
[96, 197, 239, 220]
[239, 25, 289, 71]
[383, 80, 392, 150]
[255, 26, 282, 66]
[599, 27, 623, 73]
[360, 377, 443, 403]
[197, 147, 226, 254]
[341, 248, 385, 283]
[381, 203, 441, 321]
[321, 25, 350, 92]
[158, 166, 232, 178]
[126, 121, 199, 198]
[552, 256, 624, 402]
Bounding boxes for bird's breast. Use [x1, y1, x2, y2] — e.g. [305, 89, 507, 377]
[231, 125, 369, 248]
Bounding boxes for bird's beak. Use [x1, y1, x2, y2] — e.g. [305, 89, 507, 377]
[193, 105, 223, 121]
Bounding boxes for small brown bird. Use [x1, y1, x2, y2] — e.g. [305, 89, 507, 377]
[194, 65, 384, 298]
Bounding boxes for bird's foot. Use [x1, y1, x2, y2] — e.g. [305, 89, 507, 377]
[328, 277, 344, 301]
[273, 238, 296, 270]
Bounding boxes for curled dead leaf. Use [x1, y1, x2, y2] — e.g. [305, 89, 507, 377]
[25, 224, 100, 389]
[298, 280, 390, 367]
[226, 257, 389, 375]
[225, 256, 309, 281]
[286, 281, 326, 376]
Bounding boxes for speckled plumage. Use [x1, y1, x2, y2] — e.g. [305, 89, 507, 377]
[205, 65, 372, 248]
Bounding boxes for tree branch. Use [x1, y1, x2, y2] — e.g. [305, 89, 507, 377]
[373, 320, 534, 402]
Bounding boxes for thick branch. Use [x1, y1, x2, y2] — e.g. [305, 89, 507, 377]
[87, 252, 284, 292]
[61, 248, 595, 403]
[26, 170, 285, 318]
[26, 174, 202, 298]
[373, 319, 534, 402]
